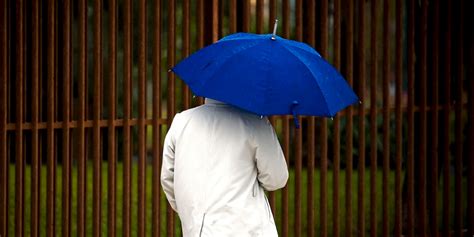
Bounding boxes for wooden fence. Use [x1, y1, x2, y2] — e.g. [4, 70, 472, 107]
[0, 0, 473, 236]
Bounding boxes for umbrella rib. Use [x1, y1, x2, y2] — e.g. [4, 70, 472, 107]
[284, 41, 321, 58]
[279, 44, 332, 116]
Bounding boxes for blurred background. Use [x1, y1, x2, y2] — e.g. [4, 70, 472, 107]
[0, 0, 473, 236]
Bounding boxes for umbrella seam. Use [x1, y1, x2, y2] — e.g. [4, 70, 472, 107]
[279, 43, 332, 116]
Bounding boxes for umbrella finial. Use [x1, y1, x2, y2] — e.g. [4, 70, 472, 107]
[271, 19, 279, 40]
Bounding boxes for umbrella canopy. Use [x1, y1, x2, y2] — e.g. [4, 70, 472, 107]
[172, 32, 358, 127]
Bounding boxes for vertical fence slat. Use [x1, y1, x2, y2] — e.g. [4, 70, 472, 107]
[394, 0, 403, 235]
[46, 0, 56, 234]
[419, 0, 428, 236]
[468, 4, 474, 233]
[382, 0, 390, 236]
[406, 1, 415, 236]
[357, 0, 366, 236]
[212, 0, 218, 42]
[0, 0, 7, 233]
[182, 0, 190, 109]
[454, 1, 464, 236]
[282, 0, 289, 40]
[282, 2, 290, 236]
[429, 0, 440, 236]
[138, 0, 147, 236]
[369, 0, 378, 236]
[108, 0, 117, 235]
[152, 0, 162, 236]
[320, 1, 329, 237]
[344, 0, 354, 236]
[294, 121, 302, 237]
[407, 0, 415, 235]
[122, 0, 132, 235]
[306, 1, 315, 236]
[305, 1, 314, 236]
[61, 0, 72, 235]
[256, 0, 263, 34]
[14, 0, 25, 235]
[268, 1, 277, 214]
[442, 1, 452, 236]
[242, 0, 250, 32]
[282, 116, 290, 237]
[197, 0, 204, 49]
[31, 0, 40, 234]
[167, 0, 176, 235]
[268, 0, 276, 32]
[320, 0, 329, 236]
[229, 0, 236, 33]
[332, 0, 341, 236]
[294, 1, 302, 236]
[218, 0, 224, 38]
[77, 0, 87, 235]
[268, 121, 277, 214]
[92, 0, 102, 236]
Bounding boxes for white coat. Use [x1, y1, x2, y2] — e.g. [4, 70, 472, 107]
[161, 98, 289, 237]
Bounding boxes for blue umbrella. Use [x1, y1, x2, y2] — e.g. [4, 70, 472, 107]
[172, 22, 358, 128]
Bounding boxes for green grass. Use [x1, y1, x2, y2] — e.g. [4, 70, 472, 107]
[8, 163, 466, 236]
[9, 162, 179, 237]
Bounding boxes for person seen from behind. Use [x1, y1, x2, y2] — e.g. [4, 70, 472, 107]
[161, 98, 289, 237]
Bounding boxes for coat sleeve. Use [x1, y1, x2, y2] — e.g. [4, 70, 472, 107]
[160, 113, 180, 211]
[253, 117, 289, 191]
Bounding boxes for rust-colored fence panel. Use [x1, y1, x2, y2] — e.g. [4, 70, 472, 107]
[0, 0, 472, 236]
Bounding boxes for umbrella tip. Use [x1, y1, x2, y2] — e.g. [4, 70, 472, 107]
[271, 19, 279, 40]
